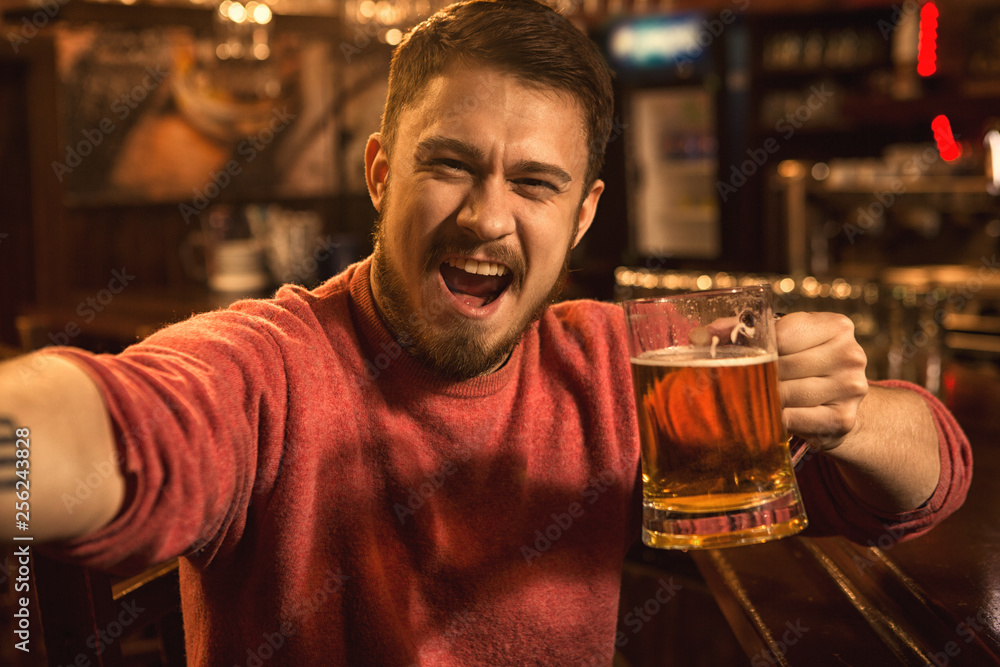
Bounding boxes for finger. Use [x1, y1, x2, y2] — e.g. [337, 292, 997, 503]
[776, 312, 855, 356]
[777, 340, 867, 381]
[783, 405, 858, 445]
[779, 376, 866, 408]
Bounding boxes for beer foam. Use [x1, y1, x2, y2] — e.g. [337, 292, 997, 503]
[632, 346, 777, 367]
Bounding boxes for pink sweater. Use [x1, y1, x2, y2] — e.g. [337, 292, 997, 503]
[51, 258, 971, 666]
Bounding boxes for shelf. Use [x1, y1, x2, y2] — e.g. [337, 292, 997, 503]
[656, 159, 716, 175]
[880, 265, 1000, 294]
[946, 332, 1000, 355]
[812, 175, 995, 196]
[813, 176, 994, 196]
[946, 314, 1000, 335]
[753, 66, 889, 85]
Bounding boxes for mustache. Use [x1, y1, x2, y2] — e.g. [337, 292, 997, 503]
[423, 238, 525, 289]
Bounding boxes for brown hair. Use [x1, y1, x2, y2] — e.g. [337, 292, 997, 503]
[380, 0, 614, 188]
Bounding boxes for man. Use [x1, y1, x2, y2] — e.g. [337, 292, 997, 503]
[0, 1, 970, 664]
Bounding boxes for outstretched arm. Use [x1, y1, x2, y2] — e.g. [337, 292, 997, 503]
[777, 312, 941, 513]
[1, 353, 125, 542]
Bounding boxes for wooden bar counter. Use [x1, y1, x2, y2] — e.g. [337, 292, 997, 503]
[685, 365, 1000, 666]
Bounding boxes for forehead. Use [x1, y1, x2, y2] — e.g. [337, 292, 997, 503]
[395, 63, 589, 174]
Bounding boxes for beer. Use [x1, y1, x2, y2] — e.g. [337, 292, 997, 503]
[631, 345, 807, 548]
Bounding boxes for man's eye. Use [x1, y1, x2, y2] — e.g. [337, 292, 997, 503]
[436, 159, 467, 172]
[515, 178, 558, 193]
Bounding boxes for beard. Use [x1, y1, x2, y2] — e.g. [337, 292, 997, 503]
[370, 196, 577, 381]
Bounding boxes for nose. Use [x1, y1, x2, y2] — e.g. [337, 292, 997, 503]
[456, 177, 515, 241]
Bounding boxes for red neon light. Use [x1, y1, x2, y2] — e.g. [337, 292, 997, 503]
[931, 114, 961, 161]
[942, 368, 956, 404]
[917, 2, 939, 77]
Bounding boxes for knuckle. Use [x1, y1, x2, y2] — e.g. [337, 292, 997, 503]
[834, 404, 856, 431]
[813, 431, 838, 447]
[830, 312, 855, 334]
[841, 340, 867, 369]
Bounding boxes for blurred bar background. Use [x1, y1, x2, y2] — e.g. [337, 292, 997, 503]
[0, 0, 997, 392]
[1, 0, 999, 664]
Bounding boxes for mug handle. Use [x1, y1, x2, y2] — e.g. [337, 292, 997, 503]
[775, 313, 814, 468]
[789, 435, 811, 466]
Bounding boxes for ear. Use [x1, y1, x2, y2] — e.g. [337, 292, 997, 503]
[571, 179, 604, 248]
[365, 133, 390, 212]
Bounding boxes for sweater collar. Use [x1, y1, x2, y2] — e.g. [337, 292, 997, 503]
[347, 256, 523, 398]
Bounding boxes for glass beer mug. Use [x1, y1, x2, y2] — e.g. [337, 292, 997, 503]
[623, 285, 808, 549]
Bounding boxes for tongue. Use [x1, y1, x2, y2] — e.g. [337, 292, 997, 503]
[441, 264, 507, 307]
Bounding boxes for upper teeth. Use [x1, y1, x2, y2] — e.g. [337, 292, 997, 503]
[447, 258, 507, 276]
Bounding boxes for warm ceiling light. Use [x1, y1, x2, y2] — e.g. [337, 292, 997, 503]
[227, 2, 248, 23]
[252, 3, 272, 24]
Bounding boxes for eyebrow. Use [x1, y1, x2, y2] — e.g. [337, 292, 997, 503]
[510, 159, 573, 187]
[416, 136, 485, 163]
[415, 135, 573, 187]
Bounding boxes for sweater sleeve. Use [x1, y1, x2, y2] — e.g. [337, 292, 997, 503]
[797, 379, 972, 544]
[41, 304, 292, 575]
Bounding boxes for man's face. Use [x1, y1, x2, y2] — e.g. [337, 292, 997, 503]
[365, 63, 604, 380]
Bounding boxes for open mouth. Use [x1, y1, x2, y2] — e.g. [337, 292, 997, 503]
[440, 257, 514, 308]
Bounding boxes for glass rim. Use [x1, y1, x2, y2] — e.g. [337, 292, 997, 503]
[620, 284, 772, 306]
